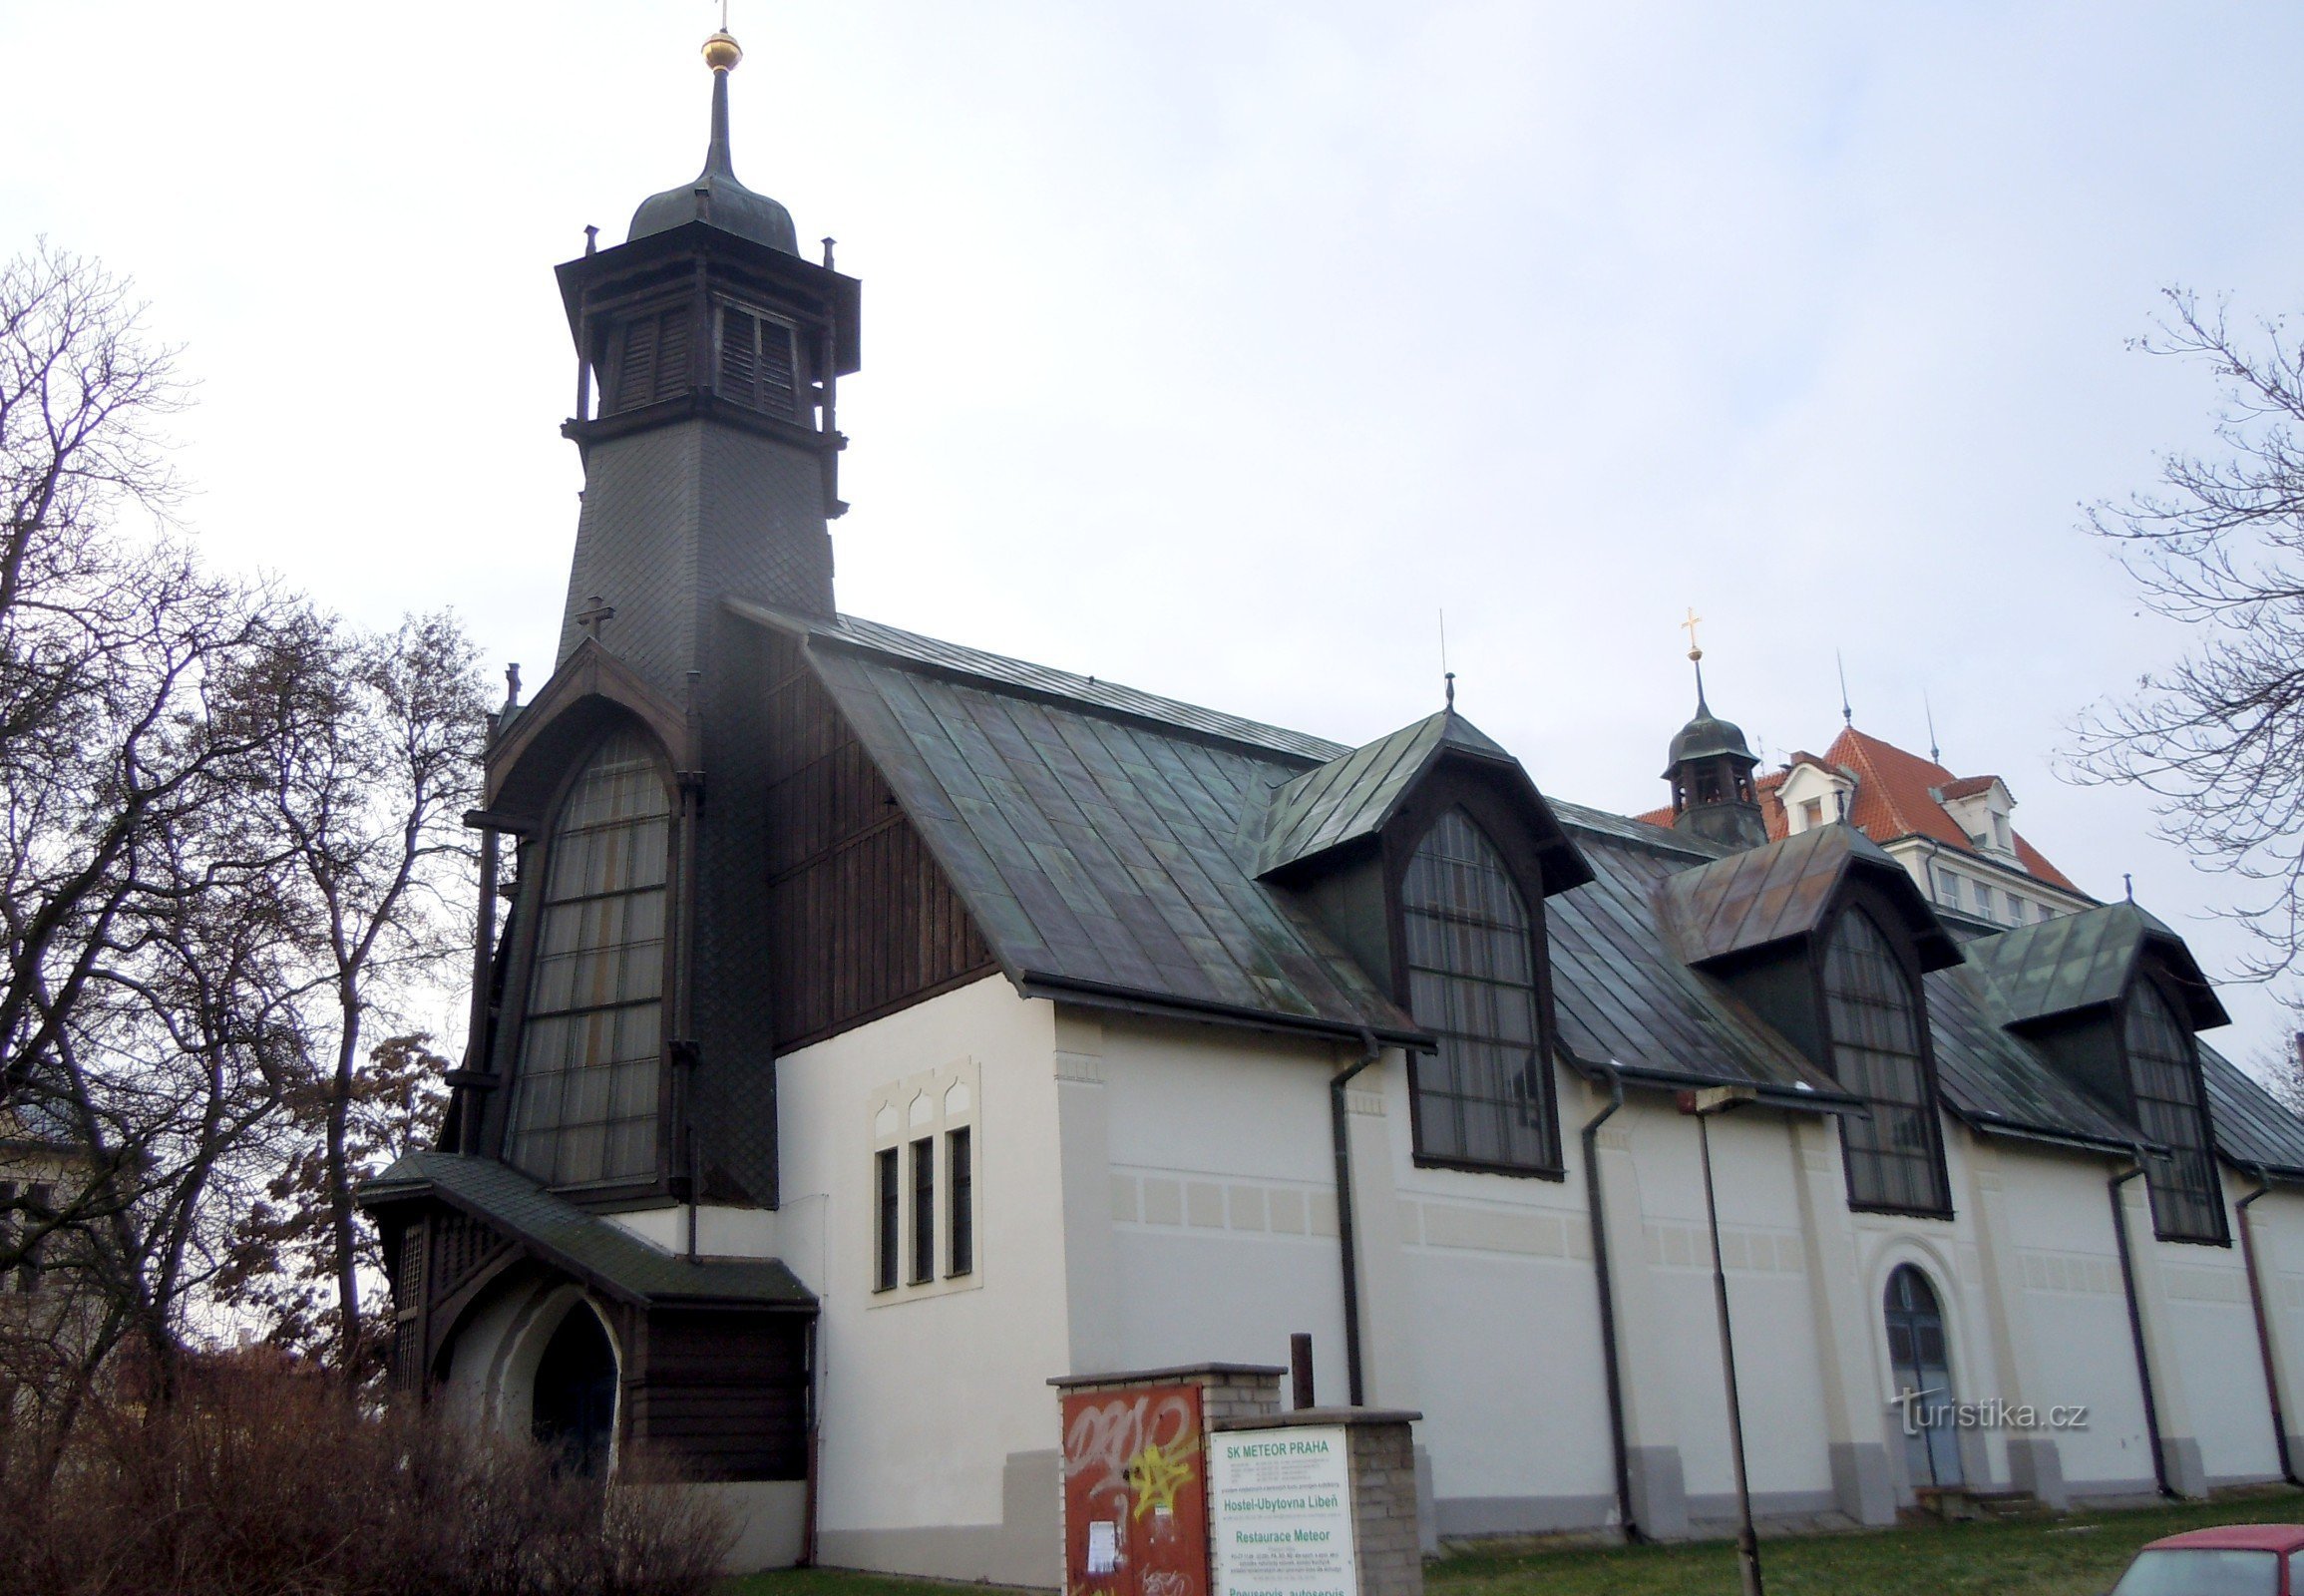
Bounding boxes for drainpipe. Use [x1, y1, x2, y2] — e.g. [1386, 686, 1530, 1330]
[1332, 1027, 1381, 1407]
[2109, 1153, 2175, 1498]
[1578, 1054, 1640, 1542]
[1684, 1085, 1764, 1596]
[2237, 1168, 2303, 1487]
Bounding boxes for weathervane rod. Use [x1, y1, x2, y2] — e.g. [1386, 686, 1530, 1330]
[1836, 650, 1853, 727]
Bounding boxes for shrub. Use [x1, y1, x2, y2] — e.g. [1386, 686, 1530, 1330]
[0, 1348, 733, 1596]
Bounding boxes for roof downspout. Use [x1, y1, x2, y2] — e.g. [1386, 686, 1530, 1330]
[1578, 1053, 1640, 1542]
[2109, 1153, 2175, 1498]
[1332, 1027, 1381, 1407]
[2237, 1168, 2302, 1487]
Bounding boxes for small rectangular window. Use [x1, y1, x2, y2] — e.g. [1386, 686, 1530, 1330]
[910, 1138, 935, 1285]
[948, 1126, 973, 1277]
[875, 1147, 899, 1292]
[1800, 798, 1823, 830]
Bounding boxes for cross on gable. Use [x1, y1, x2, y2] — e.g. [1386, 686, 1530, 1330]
[575, 596, 617, 649]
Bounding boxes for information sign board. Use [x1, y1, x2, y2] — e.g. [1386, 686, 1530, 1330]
[1209, 1425, 1355, 1596]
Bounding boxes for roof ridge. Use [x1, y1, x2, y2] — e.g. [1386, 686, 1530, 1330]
[730, 600, 1353, 764]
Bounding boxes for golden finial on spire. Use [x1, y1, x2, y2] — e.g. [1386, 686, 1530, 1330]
[703, 28, 742, 72]
[1681, 606, 1704, 663]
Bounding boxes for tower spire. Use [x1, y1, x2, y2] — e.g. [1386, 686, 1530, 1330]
[703, 27, 742, 179]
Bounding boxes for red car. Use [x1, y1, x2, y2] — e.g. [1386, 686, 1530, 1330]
[2111, 1525, 2304, 1595]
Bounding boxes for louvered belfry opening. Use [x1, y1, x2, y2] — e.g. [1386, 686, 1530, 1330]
[607, 301, 695, 414]
[574, 247, 837, 437]
[717, 300, 800, 419]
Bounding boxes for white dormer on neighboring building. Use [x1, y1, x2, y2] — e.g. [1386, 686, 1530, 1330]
[1936, 775, 2018, 864]
[1776, 757, 1856, 835]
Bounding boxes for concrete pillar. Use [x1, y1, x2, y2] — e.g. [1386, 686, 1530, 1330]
[1592, 1107, 1690, 1538]
[1344, 1051, 1419, 1413]
[1964, 1139, 2069, 1507]
[1787, 1117, 1898, 1526]
[1054, 1010, 1120, 1375]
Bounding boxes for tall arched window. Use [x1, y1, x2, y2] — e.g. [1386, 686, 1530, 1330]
[2124, 982, 2225, 1244]
[509, 726, 671, 1188]
[1401, 808, 1556, 1173]
[1823, 909, 1949, 1215]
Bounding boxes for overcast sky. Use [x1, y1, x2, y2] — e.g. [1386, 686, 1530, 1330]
[7, 2, 2301, 1068]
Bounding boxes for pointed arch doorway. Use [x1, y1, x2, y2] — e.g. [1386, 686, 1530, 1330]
[533, 1304, 618, 1475]
[1884, 1264, 1962, 1489]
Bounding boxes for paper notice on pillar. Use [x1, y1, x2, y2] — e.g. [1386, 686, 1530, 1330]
[1209, 1426, 1355, 1596]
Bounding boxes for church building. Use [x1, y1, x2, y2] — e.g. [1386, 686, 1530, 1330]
[362, 30, 2304, 1581]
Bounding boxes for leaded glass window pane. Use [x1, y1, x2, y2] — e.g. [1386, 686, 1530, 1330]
[1403, 809, 1554, 1172]
[1823, 909, 1949, 1214]
[510, 727, 669, 1187]
[2125, 983, 2224, 1244]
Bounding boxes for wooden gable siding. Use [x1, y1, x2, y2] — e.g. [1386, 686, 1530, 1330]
[763, 633, 996, 1048]
[626, 1310, 809, 1481]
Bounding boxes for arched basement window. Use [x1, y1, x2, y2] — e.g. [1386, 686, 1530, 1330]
[1823, 908, 1950, 1215]
[509, 726, 670, 1188]
[1402, 807, 1557, 1173]
[2125, 982, 2226, 1245]
[532, 1305, 617, 1477]
[1883, 1266, 1963, 1488]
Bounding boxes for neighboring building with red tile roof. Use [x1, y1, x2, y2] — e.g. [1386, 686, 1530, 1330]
[1640, 723, 2094, 928]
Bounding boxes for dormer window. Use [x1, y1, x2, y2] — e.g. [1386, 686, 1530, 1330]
[717, 300, 800, 421]
[1821, 908, 1951, 1216]
[1401, 808, 1559, 1175]
[2123, 981, 2226, 1245]
[507, 726, 673, 1188]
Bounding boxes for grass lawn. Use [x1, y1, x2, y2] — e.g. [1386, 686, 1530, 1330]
[721, 1486, 2304, 1596]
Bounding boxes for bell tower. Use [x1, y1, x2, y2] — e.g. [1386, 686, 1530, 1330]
[552, 26, 861, 696]
[1662, 623, 1768, 852]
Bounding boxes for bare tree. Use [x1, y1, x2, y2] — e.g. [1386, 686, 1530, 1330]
[0, 244, 486, 1425]
[218, 1033, 448, 1373]
[2072, 288, 2304, 1011]
[240, 608, 487, 1373]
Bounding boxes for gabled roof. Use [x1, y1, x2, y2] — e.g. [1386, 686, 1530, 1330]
[359, 1151, 814, 1309]
[1544, 807, 1855, 1107]
[1256, 710, 1502, 875]
[1655, 822, 1964, 973]
[733, 602, 1422, 1045]
[701, 603, 2302, 1172]
[1923, 965, 2153, 1152]
[1962, 900, 2229, 1032]
[1253, 710, 1591, 890]
[1780, 727, 2084, 894]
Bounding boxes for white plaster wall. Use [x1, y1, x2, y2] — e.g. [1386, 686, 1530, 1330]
[1993, 1148, 2157, 1489]
[2154, 1168, 2280, 1481]
[773, 975, 1070, 1539]
[1629, 1102, 1835, 1505]
[1098, 1015, 1353, 1396]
